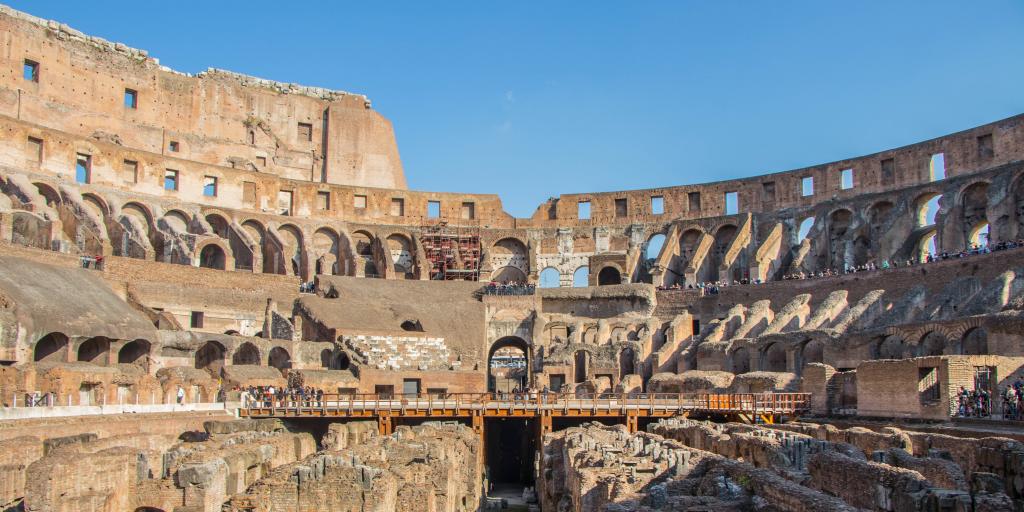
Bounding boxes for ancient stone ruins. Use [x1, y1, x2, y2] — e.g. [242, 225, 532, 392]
[0, 4, 1023, 511]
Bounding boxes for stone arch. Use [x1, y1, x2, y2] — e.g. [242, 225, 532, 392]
[122, 202, 155, 233]
[645, 233, 666, 261]
[572, 266, 589, 287]
[77, 336, 111, 365]
[352, 230, 378, 277]
[711, 224, 738, 281]
[332, 351, 351, 370]
[32, 182, 61, 207]
[118, 339, 150, 366]
[241, 219, 273, 274]
[161, 210, 191, 234]
[962, 327, 988, 355]
[913, 192, 942, 227]
[619, 347, 635, 376]
[877, 335, 907, 359]
[313, 227, 341, 275]
[539, 267, 561, 288]
[582, 325, 598, 344]
[276, 224, 305, 277]
[916, 228, 938, 261]
[204, 213, 231, 239]
[491, 237, 529, 280]
[760, 342, 787, 372]
[268, 347, 292, 372]
[959, 182, 990, 248]
[232, 342, 261, 365]
[195, 340, 226, 376]
[828, 208, 854, 269]
[574, 349, 590, 384]
[968, 220, 990, 248]
[34, 332, 69, 362]
[1012, 173, 1024, 238]
[386, 233, 414, 278]
[197, 240, 229, 270]
[488, 336, 529, 393]
[597, 265, 622, 285]
[800, 339, 825, 369]
[731, 347, 751, 374]
[81, 192, 110, 220]
[918, 331, 948, 357]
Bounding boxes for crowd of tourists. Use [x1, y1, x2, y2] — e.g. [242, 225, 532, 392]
[482, 281, 536, 296]
[240, 384, 325, 408]
[298, 281, 316, 293]
[80, 255, 104, 270]
[955, 378, 1024, 420]
[657, 240, 1024, 295]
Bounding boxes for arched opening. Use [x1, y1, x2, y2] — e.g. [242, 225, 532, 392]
[332, 352, 351, 371]
[162, 210, 190, 234]
[711, 224, 738, 281]
[539, 267, 560, 288]
[492, 266, 528, 283]
[386, 233, 414, 278]
[828, 209, 854, 269]
[572, 266, 589, 288]
[960, 183, 990, 244]
[878, 335, 907, 359]
[488, 337, 529, 393]
[760, 343, 787, 372]
[800, 339, 825, 370]
[731, 347, 751, 374]
[917, 229, 938, 261]
[491, 238, 529, 282]
[82, 193, 109, 220]
[644, 234, 666, 262]
[353, 230, 377, 278]
[276, 225, 304, 277]
[618, 347, 635, 376]
[400, 320, 424, 332]
[268, 347, 292, 372]
[796, 217, 815, 242]
[962, 328, 988, 355]
[597, 266, 621, 285]
[33, 183, 61, 207]
[199, 244, 226, 270]
[205, 214, 230, 239]
[232, 342, 261, 365]
[195, 341, 226, 376]
[968, 222, 990, 248]
[313, 228, 341, 276]
[118, 339, 150, 366]
[34, 332, 68, 362]
[574, 350, 589, 384]
[915, 193, 941, 227]
[242, 220, 273, 274]
[77, 336, 111, 365]
[918, 332, 948, 357]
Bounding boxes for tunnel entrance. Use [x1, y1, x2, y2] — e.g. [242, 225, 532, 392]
[485, 417, 536, 488]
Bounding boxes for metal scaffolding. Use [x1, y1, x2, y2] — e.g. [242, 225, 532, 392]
[420, 222, 481, 281]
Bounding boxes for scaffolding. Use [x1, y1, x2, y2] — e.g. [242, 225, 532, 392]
[421, 222, 481, 281]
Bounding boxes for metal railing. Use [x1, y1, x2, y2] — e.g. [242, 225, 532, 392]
[241, 391, 811, 417]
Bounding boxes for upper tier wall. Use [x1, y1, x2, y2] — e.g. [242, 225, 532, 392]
[0, 4, 1023, 229]
[0, 5, 406, 190]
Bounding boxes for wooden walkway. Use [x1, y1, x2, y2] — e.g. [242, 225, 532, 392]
[240, 392, 811, 432]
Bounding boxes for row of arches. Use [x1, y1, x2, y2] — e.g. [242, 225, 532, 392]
[34, 333, 150, 367]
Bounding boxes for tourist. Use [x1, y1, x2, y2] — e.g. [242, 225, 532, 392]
[176, 386, 185, 405]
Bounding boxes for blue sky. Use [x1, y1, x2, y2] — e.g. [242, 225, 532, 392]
[10, 1, 1024, 218]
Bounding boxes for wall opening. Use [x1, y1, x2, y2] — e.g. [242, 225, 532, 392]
[577, 201, 591, 220]
[840, 169, 854, 189]
[572, 266, 589, 287]
[930, 153, 946, 181]
[485, 417, 536, 487]
[650, 196, 664, 214]
[539, 267, 560, 288]
[801, 176, 814, 196]
[597, 266, 621, 285]
[724, 192, 738, 215]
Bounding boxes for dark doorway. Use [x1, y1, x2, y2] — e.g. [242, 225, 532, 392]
[488, 337, 529, 393]
[485, 417, 536, 486]
[597, 266, 621, 285]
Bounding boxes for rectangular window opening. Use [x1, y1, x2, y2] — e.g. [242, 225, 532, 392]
[124, 88, 137, 109]
[402, 379, 421, 395]
[801, 176, 814, 197]
[691, 318, 701, 336]
[190, 311, 204, 329]
[255, 156, 267, 168]
[461, 201, 475, 220]
[75, 154, 91, 184]
[390, 198, 405, 217]
[277, 190, 293, 216]
[650, 196, 664, 215]
[724, 191, 738, 215]
[427, 200, 441, 218]
[164, 169, 179, 191]
[614, 198, 627, 218]
[929, 154, 945, 181]
[242, 181, 257, 207]
[317, 191, 330, 211]
[688, 192, 701, 212]
[578, 200, 591, 220]
[977, 134, 994, 159]
[168, 140, 179, 152]
[297, 122, 313, 142]
[23, 59, 38, 82]
[840, 169, 854, 190]
[27, 136, 43, 163]
[762, 181, 776, 203]
[123, 160, 138, 184]
[918, 367, 940, 403]
[203, 176, 218, 197]
[881, 158, 895, 186]
[354, 194, 368, 209]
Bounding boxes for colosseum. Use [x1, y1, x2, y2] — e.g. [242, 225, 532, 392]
[0, 4, 1022, 512]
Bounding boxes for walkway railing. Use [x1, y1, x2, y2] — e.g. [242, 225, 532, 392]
[241, 391, 811, 419]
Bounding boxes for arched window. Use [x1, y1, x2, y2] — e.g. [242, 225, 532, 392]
[232, 342, 261, 365]
[597, 266, 621, 285]
[199, 244, 226, 270]
[572, 266, 590, 288]
[34, 333, 68, 362]
[77, 337, 111, 365]
[539, 267, 561, 288]
[645, 234, 665, 261]
[268, 347, 292, 371]
[118, 339, 150, 366]
[797, 217, 814, 242]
